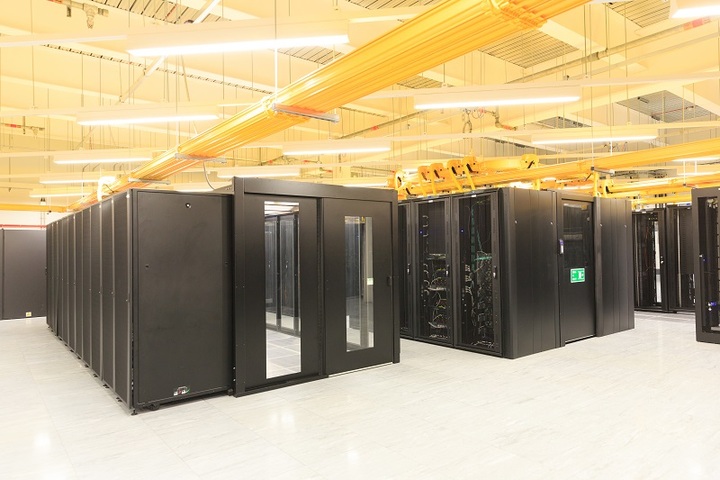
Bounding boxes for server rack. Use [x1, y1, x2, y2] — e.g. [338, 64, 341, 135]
[400, 188, 634, 358]
[501, 188, 560, 358]
[415, 198, 452, 344]
[632, 206, 695, 313]
[692, 188, 720, 344]
[47, 190, 233, 412]
[398, 203, 413, 337]
[666, 206, 695, 311]
[633, 210, 666, 311]
[453, 192, 501, 355]
[595, 197, 634, 336]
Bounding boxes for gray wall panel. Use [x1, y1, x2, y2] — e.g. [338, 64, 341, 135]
[2, 230, 47, 320]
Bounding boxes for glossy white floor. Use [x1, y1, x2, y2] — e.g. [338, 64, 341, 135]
[2, 311, 719, 479]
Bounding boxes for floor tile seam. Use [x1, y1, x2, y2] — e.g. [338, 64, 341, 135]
[34, 336, 84, 480]
[138, 399, 235, 477]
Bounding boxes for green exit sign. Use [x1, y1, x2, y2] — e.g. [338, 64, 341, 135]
[570, 268, 586, 283]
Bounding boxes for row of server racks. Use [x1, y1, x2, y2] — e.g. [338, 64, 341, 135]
[633, 206, 695, 312]
[46, 179, 401, 412]
[399, 188, 635, 359]
[46, 190, 233, 411]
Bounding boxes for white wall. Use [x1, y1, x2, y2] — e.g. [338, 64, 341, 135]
[0, 210, 69, 228]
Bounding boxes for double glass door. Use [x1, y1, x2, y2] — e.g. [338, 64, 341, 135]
[241, 194, 396, 390]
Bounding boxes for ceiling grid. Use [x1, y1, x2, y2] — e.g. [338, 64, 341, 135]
[481, 31, 578, 69]
[606, 0, 670, 28]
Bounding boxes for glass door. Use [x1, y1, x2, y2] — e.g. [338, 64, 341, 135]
[323, 199, 394, 374]
[454, 193, 501, 354]
[242, 195, 320, 389]
[416, 199, 452, 344]
[632, 211, 667, 310]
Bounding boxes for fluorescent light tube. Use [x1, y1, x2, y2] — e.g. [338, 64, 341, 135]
[29, 191, 88, 198]
[532, 134, 657, 145]
[414, 85, 581, 110]
[127, 18, 349, 57]
[216, 166, 301, 179]
[39, 176, 114, 185]
[670, 0, 720, 18]
[282, 139, 391, 156]
[76, 105, 219, 126]
[531, 127, 658, 145]
[53, 149, 152, 165]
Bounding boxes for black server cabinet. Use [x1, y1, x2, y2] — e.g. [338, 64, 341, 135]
[46, 223, 54, 331]
[632, 206, 694, 313]
[1, 229, 47, 320]
[74, 213, 83, 357]
[132, 190, 233, 409]
[398, 203, 414, 337]
[633, 210, 668, 311]
[90, 203, 102, 375]
[82, 208, 92, 367]
[500, 189, 560, 359]
[665, 206, 695, 311]
[452, 192, 501, 354]
[595, 197, 634, 336]
[113, 195, 131, 405]
[47, 190, 233, 411]
[692, 188, 720, 344]
[101, 202, 114, 389]
[415, 198, 452, 344]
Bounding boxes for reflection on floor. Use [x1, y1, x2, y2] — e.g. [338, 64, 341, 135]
[266, 312, 298, 333]
[346, 297, 374, 350]
[3, 312, 720, 479]
[266, 328, 301, 378]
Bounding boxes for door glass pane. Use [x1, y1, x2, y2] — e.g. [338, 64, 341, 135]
[654, 220, 662, 302]
[417, 201, 451, 342]
[633, 212, 661, 307]
[345, 216, 374, 351]
[265, 218, 278, 328]
[458, 195, 496, 350]
[265, 201, 301, 378]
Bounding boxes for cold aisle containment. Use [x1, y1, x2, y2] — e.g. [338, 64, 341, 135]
[47, 190, 233, 411]
[400, 188, 634, 359]
[46, 179, 400, 412]
[0, 229, 46, 320]
[633, 206, 695, 313]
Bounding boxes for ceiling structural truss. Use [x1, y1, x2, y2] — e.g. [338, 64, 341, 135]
[69, 0, 590, 209]
[5, 0, 720, 211]
[394, 137, 720, 199]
